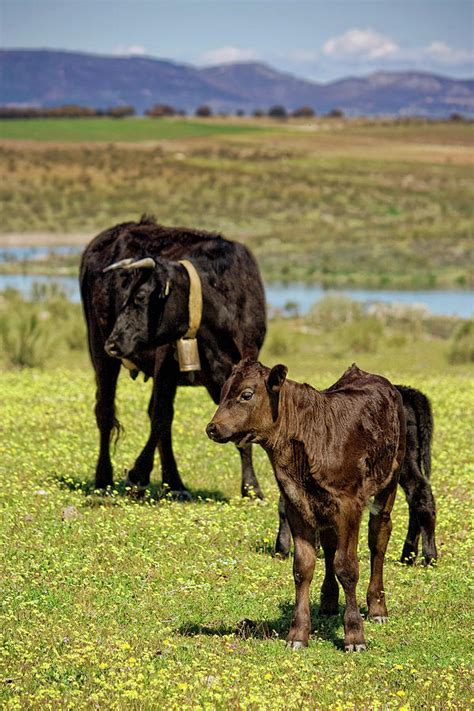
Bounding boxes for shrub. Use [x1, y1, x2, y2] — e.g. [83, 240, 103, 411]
[0, 307, 56, 368]
[448, 319, 474, 364]
[195, 105, 212, 117]
[268, 105, 287, 119]
[265, 325, 290, 357]
[292, 106, 315, 118]
[307, 295, 363, 330]
[341, 317, 384, 354]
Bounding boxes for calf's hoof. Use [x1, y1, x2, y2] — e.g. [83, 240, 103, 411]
[242, 485, 264, 501]
[286, 640, 306, 650]
[345, 643, 366, 652]
[369, 615, 388, 624]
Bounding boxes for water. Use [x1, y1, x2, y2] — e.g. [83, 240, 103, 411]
[0, 245, 82, 262]
[0, 273, 472, 318]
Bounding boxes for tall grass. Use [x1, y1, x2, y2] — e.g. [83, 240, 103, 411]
[0, 120, 472, 287]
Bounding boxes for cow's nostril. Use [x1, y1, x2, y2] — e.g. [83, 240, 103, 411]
[105, 341, 119, 357]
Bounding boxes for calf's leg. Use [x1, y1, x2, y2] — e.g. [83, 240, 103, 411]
[334, 511, 366, 651]
[274, 494, 292, 558]
[399, 462, 437, 566]
[319, 527, 339, 616]
[285, 502, 316, 649]
[367, 481, 397, 622]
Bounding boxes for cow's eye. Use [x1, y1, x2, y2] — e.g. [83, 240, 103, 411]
[240, 390, 254, 401]
[134, 292, 146, 305]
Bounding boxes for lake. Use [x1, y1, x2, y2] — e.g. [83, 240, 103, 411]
[1, 273, 472, 318]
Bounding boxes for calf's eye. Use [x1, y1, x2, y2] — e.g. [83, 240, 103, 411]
[240, 390, 254, 401]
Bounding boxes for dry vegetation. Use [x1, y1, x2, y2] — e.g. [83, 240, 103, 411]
[1, 118, 473, 288]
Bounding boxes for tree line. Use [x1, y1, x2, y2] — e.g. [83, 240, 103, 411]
[0, 104, 333, 119]
[0, 105, 469, 121]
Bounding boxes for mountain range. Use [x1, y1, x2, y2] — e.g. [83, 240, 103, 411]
[1, 49, 473, 117]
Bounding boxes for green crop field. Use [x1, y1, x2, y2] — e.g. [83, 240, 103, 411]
[1, 118, 473, 288]
[0, 117, 268, 142]
[1, 299, 473, 708]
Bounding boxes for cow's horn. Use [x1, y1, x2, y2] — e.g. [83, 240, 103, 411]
[127, 257, 156, 270]
[103, 258, 135, 273]
[103, 257, 156, 273]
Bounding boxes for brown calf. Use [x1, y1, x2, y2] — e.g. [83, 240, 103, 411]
[207, 360, 406, 651]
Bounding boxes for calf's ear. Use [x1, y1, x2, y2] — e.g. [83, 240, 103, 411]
[267, 364, 288, 393]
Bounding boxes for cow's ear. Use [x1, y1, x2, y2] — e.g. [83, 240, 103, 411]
[267, 364, 288, 393]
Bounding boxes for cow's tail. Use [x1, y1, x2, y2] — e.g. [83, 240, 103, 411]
[80, 253, 124, 447]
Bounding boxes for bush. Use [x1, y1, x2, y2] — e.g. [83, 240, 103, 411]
[145, 104, 177, 117]
[448, 319, 474, 364]
[0, 306, 56, 368]
[340, 317, 384, 354]
[0, 287, 86, 368]
[265, 325, 290, 357]
[292, 106, 315, 118]
[195, 105, 212, 117]
[307, 295, 363, 330]
[268, 105, 287, 119]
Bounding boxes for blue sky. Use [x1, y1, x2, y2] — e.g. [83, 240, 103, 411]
[2, 0, 473, 81]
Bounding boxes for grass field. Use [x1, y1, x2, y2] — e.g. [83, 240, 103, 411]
[1, 118, 473, 288]
[1, 306, 473, 708]
[0, 118, 269, 142]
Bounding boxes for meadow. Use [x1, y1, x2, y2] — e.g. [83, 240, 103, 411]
[1, 116, 473, 708]
[1, 117, 473, 288]
[1, 287, 473, 709]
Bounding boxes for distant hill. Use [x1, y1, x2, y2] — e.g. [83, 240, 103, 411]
[1, 49, 473, 117]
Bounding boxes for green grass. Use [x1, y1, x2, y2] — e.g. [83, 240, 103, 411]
[1, 312, 473, 708]
[0, 117, 267, 142]
[1, 119, 473, 288]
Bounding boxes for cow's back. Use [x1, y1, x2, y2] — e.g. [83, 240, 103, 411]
[80, 216, 266, 351]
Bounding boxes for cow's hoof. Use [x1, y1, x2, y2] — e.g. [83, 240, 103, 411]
[345, 643, 366, 652]
[124, 480, 147, 497]
[286, 640, 306, 650]
[169, 489, 192, 502]
[319, 607, 339, 617]
[370, 615, 388, 624]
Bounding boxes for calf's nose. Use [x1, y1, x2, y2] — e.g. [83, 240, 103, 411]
[206, 422, 218, 440]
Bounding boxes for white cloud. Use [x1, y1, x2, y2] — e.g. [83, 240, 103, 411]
[323, 28, 399, 60]
[200, 46, 260, 65]
[423, 41, 474, 66]
[113, 45, 147, 56]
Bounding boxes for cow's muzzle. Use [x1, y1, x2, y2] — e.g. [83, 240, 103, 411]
[206, 421, 232, 444]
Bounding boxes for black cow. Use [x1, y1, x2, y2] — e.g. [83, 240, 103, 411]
[80, 216, 266, 496]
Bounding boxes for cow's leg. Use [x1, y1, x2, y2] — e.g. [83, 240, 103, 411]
[237, 445, 264, 499]
[285, 502, 316, 649]
[127, 355, 187, 494]
[334, 511, 365, 651]
[319, 527, 339, 616]
[93, 355, 121, 489]
[399, 462, 437, 566]
[367, 481, 398, 623]
[274, 494, 292, 558]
